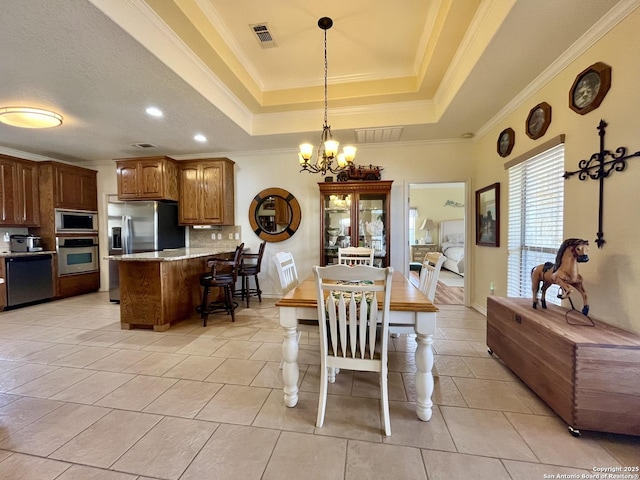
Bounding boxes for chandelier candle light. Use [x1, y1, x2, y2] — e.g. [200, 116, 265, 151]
[299, 17, 356, 175]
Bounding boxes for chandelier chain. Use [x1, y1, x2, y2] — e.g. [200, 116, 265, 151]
[323, 27, 328, 128]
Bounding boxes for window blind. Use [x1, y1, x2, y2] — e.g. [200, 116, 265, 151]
[507, 144, 564, 304]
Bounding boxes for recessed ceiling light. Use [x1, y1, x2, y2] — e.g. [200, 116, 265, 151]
[461, 132, 475, 139]
[0, 106, 63, 128]
[194, 134, 207, 142]
[145, 106, 163, 117]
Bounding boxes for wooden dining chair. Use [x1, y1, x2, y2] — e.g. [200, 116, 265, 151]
[418, 251, 446, 302]
[237, 240, 266, 307]
[313, 264, 394, 436]
[337, 246, 374, 266]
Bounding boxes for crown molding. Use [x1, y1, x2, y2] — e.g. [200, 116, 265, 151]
[0, 146, 58, 162]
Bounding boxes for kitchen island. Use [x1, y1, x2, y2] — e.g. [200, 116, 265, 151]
[107, 247, 237, 331]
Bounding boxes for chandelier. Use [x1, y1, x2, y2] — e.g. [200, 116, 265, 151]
[298, 17, 356, 175]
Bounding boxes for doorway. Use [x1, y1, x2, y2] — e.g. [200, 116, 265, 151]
[408, 182, 466, 305]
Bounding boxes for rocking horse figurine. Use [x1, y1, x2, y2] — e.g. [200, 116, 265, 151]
[531, 238, 590, 316]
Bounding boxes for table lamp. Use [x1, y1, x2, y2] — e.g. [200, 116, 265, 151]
[420, 218, 436, 244]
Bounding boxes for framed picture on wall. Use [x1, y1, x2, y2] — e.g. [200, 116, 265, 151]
[526, 102, 552, 140]
[476, 183, 500, 247]
[569, 62, 611, 115]
[497, 128, 515, 157]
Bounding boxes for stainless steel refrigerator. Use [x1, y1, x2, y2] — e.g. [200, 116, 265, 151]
[108, 194, 185, 302]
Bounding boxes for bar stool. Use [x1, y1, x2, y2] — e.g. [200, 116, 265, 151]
[196, 243, 244, 326]
[237, 241, 266, 307]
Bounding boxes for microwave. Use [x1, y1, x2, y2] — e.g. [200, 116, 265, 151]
[55, 209, 98, 233]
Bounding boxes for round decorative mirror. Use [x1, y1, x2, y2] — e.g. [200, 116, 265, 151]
[248, 187, 302, 242]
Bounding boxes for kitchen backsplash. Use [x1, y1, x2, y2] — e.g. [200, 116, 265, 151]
[189, 225, 241, 249]
[1, 225, 242, 253]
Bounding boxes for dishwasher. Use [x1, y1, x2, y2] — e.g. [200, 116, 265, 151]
[5, 254, 54, 308]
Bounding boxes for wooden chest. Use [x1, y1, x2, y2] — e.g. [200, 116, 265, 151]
[487, 296, 640, 436]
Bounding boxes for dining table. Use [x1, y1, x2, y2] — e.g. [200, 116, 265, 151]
[275, 270, 439, 422]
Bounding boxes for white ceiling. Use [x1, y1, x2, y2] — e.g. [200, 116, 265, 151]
[0, 0, 627, 164]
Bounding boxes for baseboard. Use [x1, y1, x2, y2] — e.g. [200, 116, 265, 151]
[471, 302, 487, 316]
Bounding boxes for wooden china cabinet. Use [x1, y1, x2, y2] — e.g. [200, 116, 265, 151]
[319, 180, 392, 266]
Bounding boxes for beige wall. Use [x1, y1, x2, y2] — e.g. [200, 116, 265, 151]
[471, 7, 640, 333]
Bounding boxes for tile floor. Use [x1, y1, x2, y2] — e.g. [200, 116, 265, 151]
[0, 292, 637, 479]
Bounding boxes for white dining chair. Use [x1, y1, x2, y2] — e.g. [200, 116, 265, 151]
[313, 264, 394, 436]
[273, 251, 299, 295]
[418, 251, 445, 302]
[273, 252, 320, 368]
[390, 251, 445, 340]
[337, 246, 374, 266]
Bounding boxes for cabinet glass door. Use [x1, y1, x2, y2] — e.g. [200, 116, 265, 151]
[323, 194, 352, 265]
[358, 193, 386, 267]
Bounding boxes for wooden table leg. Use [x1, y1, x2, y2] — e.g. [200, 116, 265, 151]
[414, 333, 434, 421]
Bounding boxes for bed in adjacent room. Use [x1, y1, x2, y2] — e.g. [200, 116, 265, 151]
[439, 219, 465, 276]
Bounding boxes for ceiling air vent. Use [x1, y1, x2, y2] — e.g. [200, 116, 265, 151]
[250, 23, 277, 48]
[131, 143, 157, 149]
[355, 127, 404, 144]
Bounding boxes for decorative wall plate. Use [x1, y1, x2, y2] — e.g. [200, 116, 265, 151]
[497, 128, 515, 157]
[526, 102, 552, 140]
[569, 62, 611, 115]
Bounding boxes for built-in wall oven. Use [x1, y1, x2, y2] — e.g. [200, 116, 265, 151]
[55, 209, 98, 234]
[56, 236, 99, 276]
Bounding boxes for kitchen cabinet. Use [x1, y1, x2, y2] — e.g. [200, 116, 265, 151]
[274, 196, 290, 225]
[115, 156, 179, 201]
[58, 271, 100, 298]
[33, 161, 98, 255]
[319, 180, 392, 267]
[54, 163, 97, 210]
[38, 161, 98, 211]
[0, 154, 40, 227]
[178, 158, 235, 225]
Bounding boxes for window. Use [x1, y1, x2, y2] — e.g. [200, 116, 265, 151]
[409, 207, 419, 245]
[507, 143, 564, 304]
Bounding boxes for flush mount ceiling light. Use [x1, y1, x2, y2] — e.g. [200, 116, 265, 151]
[298, 17, 356, 176]
[0, 107, 63, 128]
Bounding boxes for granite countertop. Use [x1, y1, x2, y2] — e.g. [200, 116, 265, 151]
[105, 247, 237, 262]
[0, 250, 57, 257]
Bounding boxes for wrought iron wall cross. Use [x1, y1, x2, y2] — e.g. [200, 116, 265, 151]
[563, 119, 640, 248]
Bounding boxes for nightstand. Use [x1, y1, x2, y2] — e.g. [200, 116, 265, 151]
[411, 244, 438, 262]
